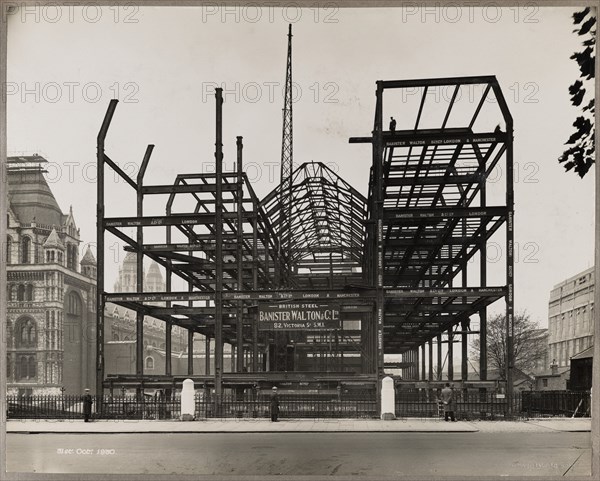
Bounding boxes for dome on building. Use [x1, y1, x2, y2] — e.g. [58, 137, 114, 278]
[43, 227, 64, 249]
[8, 168, 64, 227]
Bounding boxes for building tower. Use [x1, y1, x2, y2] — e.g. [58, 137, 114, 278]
[145, 261, 165, 292]
[80, 247, 97, 280]
[113, 252, 144, 293]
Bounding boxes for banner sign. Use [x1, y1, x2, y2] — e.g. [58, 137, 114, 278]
[258, 302, 340, 330]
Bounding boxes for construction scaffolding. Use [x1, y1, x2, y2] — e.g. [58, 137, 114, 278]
[96, 75, 514, 413]
[350, 76, 514, 405]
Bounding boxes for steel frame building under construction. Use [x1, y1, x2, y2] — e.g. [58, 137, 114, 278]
[95, 75, 515, 413]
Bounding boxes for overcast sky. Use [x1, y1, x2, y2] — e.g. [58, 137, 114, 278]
[7, 5, 596, 327]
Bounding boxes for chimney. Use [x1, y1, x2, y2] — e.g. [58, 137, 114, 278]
[550, 359, 558, 376]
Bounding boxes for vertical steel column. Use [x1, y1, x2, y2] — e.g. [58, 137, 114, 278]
[506, 121, 515, 412]
[374, 82, 385, 409]
[252, 212, 259, 372]
[493, 82, 514, 412]
[165, 323, 172, 376]
[166, 202, 173, 378]
[135, 186, 144, 395]
[428, 339, 433, 381]
[479, 174, 487, 381]
[136, 145, 152, 394]
[421, 344, 426, 381]
[447, 328, 454, 381]
[436, 334, 442, 380]
[214, 88, 224, 409]
[413, 349, 418, 380]
[205, 336, 210, 375]
[231, 345, 235, 372]
[461, 320, 468, 381]
[96, 99, 118, 397]
[236, 136, 244, 373]
[187, 330, 194, 375]
[461, 218, 468, 381]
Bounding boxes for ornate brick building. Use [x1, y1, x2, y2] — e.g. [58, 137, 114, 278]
[5, 156, 188, 395]
[6, 156, 96, 396]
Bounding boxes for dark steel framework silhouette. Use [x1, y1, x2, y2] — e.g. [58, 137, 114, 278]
[95, 76, 514, 414]
[350, 76, 514, 407]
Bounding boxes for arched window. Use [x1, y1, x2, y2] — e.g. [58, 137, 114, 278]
[145, 356, 154, 370]
[17, 285, 25, 301]
[66, 244, 78, 271]
[6, 236, 11, 264]
[19, 356, 28, 379]
[21, 237, 31, 264]
[28, 356, 36, 379]
[26, 284, 34, 301]
[16, 318, 36, 348]
[67, 291, 82, 315]
[16, 355, 37, 381]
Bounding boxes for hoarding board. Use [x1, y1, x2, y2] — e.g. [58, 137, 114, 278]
[258, 302, 340, 330]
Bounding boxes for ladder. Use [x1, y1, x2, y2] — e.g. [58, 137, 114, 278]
[437, 399, 445, 418]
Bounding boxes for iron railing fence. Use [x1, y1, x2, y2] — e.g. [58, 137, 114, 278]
[395, 390, 591, 419]
[6, 395, 182, 420]
[5, 390, 591, 420]
[521, 390, 591, 418]
[395, 390, 515, 420]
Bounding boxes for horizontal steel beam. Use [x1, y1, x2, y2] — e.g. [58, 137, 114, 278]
[381, 76, 498, 89]
[384, 236, 482, 247]
[384, 206, 506, 221]
[103, 212, 251, 227]
[385, 305, 473, 313]
[106, 292, 213, 302]
[385, 174, 481, 186]
[350, 131, 506, 146]
[141, 183, 238, 194]
[385, 131, 506, 147]
[385, 286, 505, 298]
[147, 306, 240, 316]
[105, 286, 505, 305]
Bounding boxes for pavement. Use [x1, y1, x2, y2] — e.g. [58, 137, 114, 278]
[6, 417, 592, 434]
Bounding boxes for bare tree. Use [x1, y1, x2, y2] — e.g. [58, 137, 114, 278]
[470, 311, 547, 379]
[559, 7, 596, 177]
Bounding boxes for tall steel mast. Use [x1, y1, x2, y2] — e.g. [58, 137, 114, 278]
[280, 23, 293, 276]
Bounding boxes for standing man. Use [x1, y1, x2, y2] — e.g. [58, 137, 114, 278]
[82, 388, 94, 422]
[389, 116, 396, 132]
[270, 386, 280, 422]
[440, 383, 456, 422]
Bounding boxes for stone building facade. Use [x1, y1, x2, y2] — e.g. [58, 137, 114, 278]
[547, 266, 595, 368]
[5, 156, 188, 396]
[6, 157, 96, 396]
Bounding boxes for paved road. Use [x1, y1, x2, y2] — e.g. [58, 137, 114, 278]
[6, 431, 591, 477]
